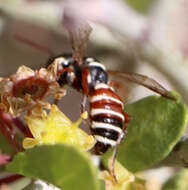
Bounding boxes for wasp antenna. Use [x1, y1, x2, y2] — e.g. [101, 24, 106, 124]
[14, 34, 54, 56]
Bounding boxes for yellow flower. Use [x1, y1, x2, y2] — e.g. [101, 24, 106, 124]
[100, 159, 146, 190]
[23, 105, 95, 151]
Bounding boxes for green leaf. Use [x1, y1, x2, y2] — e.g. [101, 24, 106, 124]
[125, 0, 156, 14]
[99, 180, 105, 190]
[162, 169, 188, 190]
[103, 93, 188, 172]
[6, 144, 100, 190]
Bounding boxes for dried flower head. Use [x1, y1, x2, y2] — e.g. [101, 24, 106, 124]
[0, 64, 65, 116]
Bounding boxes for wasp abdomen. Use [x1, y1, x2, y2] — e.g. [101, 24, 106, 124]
[90, 83, 125, 154]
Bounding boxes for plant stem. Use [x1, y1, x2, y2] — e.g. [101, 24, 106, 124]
[0, 111, 24, 153]
[13, 118, 32, 138]
[0, 174, 23, 185]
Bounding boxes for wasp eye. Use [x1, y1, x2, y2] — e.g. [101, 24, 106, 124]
[58, 57, 73, 68]
[62, 60, 69, 67]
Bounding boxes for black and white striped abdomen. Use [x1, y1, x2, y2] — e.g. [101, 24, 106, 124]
[89, 83, 125, 154]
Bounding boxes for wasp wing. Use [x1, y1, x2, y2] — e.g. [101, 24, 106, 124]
[63, 8, 92, 65]
[108, 70, 175, 101]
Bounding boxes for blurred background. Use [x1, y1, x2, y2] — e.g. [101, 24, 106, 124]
[0, 0, 188, 189]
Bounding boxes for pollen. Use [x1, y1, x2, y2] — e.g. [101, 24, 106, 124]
[81, 111, 88, 120]
[23, 105, 95, 151]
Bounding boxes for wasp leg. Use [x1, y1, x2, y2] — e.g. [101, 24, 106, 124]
[81, 95, 87, 113]
[81, 95, 88, 124]
[110, 113, 131, 183]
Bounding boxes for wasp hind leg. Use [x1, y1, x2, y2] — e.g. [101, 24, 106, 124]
[110, 113, 131, 183]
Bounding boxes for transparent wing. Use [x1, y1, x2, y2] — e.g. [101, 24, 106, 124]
[63, 8, 92, 65]
[108, 70, 175, 102]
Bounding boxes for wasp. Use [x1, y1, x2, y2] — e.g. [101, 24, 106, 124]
[15, 35, 174, 180]
[46, 54, 130, 155]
